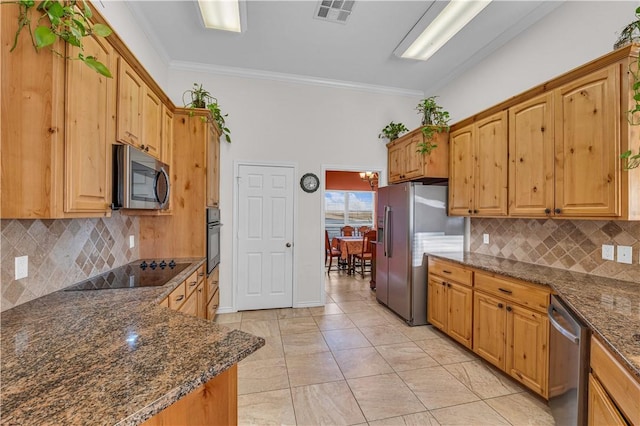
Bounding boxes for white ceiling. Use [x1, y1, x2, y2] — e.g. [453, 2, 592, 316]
[127, 1, 563, 95]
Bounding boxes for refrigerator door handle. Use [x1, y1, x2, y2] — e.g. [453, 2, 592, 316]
[384, 206, 391, 257]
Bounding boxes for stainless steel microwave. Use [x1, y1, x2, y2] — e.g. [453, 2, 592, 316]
[112, 145, 170, 210]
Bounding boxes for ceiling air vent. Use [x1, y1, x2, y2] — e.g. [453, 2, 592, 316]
[314, 0, 355, 24]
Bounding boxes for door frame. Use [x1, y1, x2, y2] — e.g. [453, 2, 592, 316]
[232, 160, 298, 312]
[320, 164, 386, 302]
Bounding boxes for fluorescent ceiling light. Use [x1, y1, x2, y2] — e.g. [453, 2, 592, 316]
[401, 0, 492, 61]
[198, 0, 243, 33]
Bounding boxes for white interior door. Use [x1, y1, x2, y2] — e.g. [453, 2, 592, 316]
[237, 164, 294, 310]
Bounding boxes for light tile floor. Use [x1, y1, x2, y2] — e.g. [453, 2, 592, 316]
[214, 272, 555, 426]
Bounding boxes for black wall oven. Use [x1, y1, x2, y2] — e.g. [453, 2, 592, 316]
[207, 208, 221, 275]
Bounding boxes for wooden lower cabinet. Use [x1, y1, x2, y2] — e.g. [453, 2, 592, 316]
[143, 364, 237, 426]
[473, 290, 549, 397]
[588, 374, 626, 426]
[427, 274, 473, 349]
[179, 290, 198, 317]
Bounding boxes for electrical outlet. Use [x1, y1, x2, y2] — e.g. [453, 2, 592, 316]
[483, 233, 490, 244]
[129, 235, 135, 249]
[617, 245, 632, 264]
[15, 256, 28, 280]
[602, 244, 615, 261]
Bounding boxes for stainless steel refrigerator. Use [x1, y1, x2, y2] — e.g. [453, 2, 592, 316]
[376, 182, 466, 326]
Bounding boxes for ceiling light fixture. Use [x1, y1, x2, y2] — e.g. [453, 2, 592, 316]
[359, 171, 378, 190]
[198, 0, 245, 33]
[401, 0, 492, 61]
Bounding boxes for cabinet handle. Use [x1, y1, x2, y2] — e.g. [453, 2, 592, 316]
[554, 208, 562, 214]
[498, 287, 513, 294]
[198, 272, 205, 277]
[498, 303, 504, 308]
[544, 208, 551, 214]
[442, 270, 452, 274]
[189, 281, 197, 287]
[175, 295, 184, 302]
[125, 131, 138, 140]
[506, 306, 512, 312]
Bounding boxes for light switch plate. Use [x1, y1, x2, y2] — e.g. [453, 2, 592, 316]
[483, 233, 490, 244]
[602, 244, 615, 261]
[129, 235, 135, 249]
[617, 245, 632, 264]
[15, 256, 28, 280]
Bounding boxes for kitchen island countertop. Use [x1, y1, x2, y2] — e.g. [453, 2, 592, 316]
[426, 251, 640, 380]
[1, 258, 264, 425]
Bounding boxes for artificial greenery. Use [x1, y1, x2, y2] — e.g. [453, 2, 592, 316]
[183, 83, 232, 143]
[8, 0, 113, 77]
[415, 96, 450, 155]
[614, 6, 640, 49]
[378, 121, 409, 141]
[621, 149, 640, 170]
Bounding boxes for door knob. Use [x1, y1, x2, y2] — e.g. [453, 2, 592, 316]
[286, 242, 292, 247]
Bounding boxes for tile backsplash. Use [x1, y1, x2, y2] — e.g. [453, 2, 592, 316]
[470, 218, 640, 284]
[1, 212, 139, 311]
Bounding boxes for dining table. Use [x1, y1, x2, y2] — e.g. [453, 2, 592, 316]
[331, 236, 364, 274]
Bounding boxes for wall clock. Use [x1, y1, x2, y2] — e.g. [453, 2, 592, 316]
[300, 173, 320, 193]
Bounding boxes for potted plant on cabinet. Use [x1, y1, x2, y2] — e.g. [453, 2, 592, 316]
[378, 121, 409, 142]
[415, 96, 450, 155]
[6, 0, 113, 77]
[615, 6, 640, 170]
[183, 83, 232, 143]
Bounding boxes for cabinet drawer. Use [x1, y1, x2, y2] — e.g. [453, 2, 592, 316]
[207, 288, 220, 320]
[428, 258, 472, 286]
[475, 272, 549, 313]
[185, 270, 199, 296]
[179, 292, 198, 317]
[207, 268, 219, 304]
[168, 282, 187, 310]
[590, 337, 640, 426]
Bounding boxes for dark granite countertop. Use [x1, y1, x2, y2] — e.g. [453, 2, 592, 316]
[0, 258, 264, 425]
[426, 252, 640, 380]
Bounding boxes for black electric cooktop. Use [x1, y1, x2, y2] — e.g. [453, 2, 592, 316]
[65, 260, 190, 291]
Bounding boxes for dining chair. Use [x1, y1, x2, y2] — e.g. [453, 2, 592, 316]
[358, 225, 371, 236]
[341, 225, 354, 236]
[325, 230, 342, 273]
[352, 230, 376, 277]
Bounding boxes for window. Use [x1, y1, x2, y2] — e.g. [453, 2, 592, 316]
[325, 190, 375, 238]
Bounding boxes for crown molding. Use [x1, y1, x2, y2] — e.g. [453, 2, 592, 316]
[169, 60, 424, 98]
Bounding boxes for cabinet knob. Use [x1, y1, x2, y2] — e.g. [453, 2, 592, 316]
[447, 283, 451, 288]
[544, 208, 551, 214]
[506, 306, 512, 312]
[498, 303, 504, 309]
[468, 209, 472, 214]
[140, 144, 145, 149]
[145, 146, 150, 152]
[473, 209, 479, 214]
[554, 208, 561, 214]
[441, 281, 447, 286]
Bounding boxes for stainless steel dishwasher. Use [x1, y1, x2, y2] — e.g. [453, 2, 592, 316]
[547, 295, 590, 426]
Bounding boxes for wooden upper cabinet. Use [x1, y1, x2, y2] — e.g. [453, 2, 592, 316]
[508, 93, 555, 217]
[474, 111, 508, 216]
[142, 86, 162, 160]
[64, 34, 115, 214]
[161, 105, 174, 167]
[387, 127, 449, 184]
[449, 125, 474, 215]
[1, 3, 112, 218]
[117, 57, 144, 146]
[554, 65, 620, 217]
[449, 111, 507, 217]
[206, 122, 220, 208]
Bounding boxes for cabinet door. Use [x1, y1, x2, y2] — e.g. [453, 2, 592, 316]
[554, 65, 620, 217]
[206, 123, 220, 207]
[473, 292, 506, 369]
[117, 58, 144, 146]
[449, 125, 474, 215]
[474, 111, 508, 216]
[447, 282, 473, 349]
[508, 93, 555, 217]
[207, 288, 220, 320]
[427, 277, 447, 331]
[402, 134, 423, 180]
[388, 142, 404, 183]
[64, 34, 114, 214]
[196, 281, 207, 319]
[180, 291, 198, 317]
[505, 304, 549, 397]
[588, 374, 627, 426]
[142, 87, 162, 159]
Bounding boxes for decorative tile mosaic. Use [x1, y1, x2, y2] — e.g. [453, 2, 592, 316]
[470, 218, 640, 284]
[0, 212, 139, 311]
